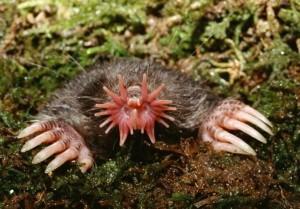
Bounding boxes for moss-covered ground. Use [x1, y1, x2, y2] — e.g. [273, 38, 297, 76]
[0, 0, 300, 208]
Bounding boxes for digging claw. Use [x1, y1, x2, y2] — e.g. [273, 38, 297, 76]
[19, 120, 93, 173]
[200, 99, 273, 155]
[21, 129, 63, 152]
[18, 122, 45, 139]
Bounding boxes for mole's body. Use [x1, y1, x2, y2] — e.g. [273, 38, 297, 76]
[18, 58, 273, 173]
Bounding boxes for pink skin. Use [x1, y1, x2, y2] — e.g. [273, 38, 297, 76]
[18, 120, 93, 174]
[18, 75, 273, 173]
[200, 99, 273, 155]
[95, 74, 176, 145]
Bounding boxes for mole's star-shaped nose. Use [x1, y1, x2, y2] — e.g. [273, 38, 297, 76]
[95, 74, 176, 146]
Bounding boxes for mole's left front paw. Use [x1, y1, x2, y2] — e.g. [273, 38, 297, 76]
[18, 120, 93, 173]
[200, 99, 273, 155]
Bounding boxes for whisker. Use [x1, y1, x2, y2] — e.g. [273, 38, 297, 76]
[85, 107, 100, 113]
[68, 54, 86, 71]
[75, 96, 103, 102]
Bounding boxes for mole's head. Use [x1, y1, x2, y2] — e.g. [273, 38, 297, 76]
[95, 74, 176, 146]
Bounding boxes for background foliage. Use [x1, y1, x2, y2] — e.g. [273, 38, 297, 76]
[0, 0, 299, 208]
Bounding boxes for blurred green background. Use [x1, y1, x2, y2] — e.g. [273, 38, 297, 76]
[0, 0, 299, 208]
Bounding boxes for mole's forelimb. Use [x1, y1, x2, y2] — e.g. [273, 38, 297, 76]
[18, 120, 93, 173]
[200, 99, 273, 155]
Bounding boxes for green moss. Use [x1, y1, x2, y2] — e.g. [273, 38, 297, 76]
[259, 39, 300, 73]
[170, 192, 193, 202]
[1, 0, 300, 208]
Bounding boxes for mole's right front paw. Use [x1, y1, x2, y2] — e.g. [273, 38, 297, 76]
[18, 120, 93, 174]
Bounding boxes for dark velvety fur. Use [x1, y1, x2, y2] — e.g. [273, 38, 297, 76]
[36, 57, 222, 154]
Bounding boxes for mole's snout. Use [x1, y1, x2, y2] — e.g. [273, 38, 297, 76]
[94, 74, 176, 145]
[127, 97, 141, 108]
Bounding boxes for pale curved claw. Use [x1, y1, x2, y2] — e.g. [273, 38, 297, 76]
[213, 127, 256, 155]
[243, 105, 273, 128]
[211, 141, 250, 155]
[234, 110, 273, 135]
[45, 147, 79, 174]
[78, 146, 94, 173]
[203, 131, 250, 154]
[32, 139, 68, 164]
[19, 120, 93, 173]
[221, 117, 267, 144]
[200, 99, 273, 155]
[21, 129, 63, 152]
[17, 122, 46, 138]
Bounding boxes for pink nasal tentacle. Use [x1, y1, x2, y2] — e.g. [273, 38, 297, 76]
[147, 84, 165, 102]
[117, 74, 127, 100]
[146, 123, 156, 143]
[119, 123, 129, 146]
[95, 102, 119, 109]
[141, 73, 148, 101]
[95, 74, 176, 145]
[103, 86, 124, 105]
[130, 109, 139, 130]
[151, 99, 173, 106]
